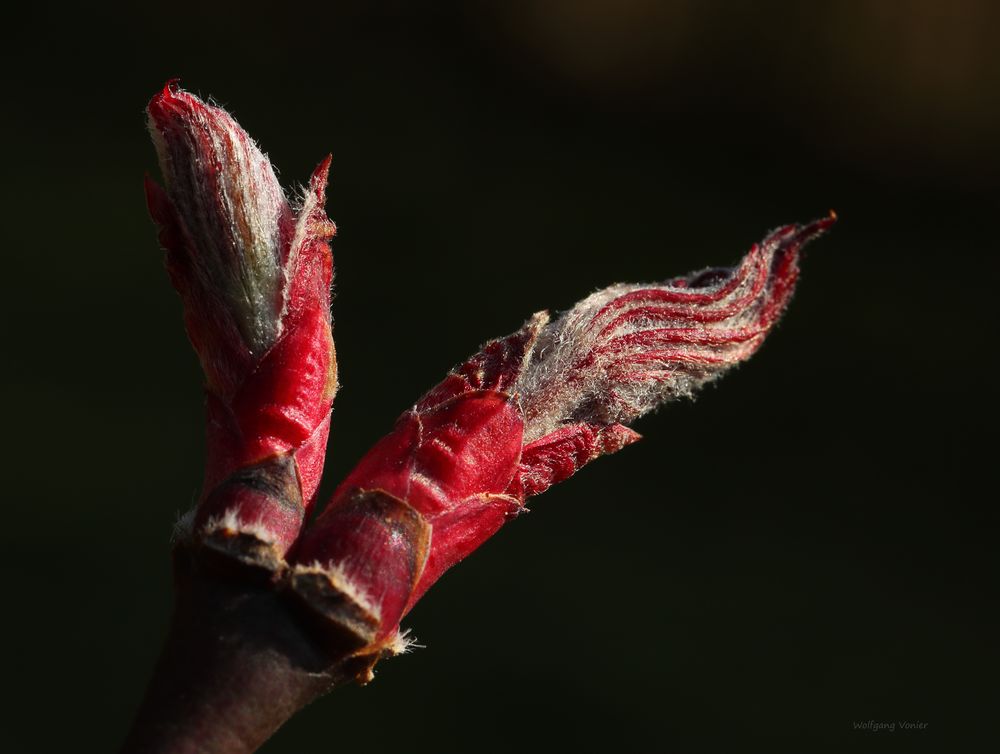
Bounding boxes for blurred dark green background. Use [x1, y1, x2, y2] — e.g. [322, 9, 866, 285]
[3, 1, 996, 751]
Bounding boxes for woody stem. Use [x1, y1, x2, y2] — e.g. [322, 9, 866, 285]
[120, 546, 362, 754]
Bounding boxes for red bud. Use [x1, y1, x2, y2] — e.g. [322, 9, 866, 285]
[146, 82, 338, 558]
[289, 216, 834, 662]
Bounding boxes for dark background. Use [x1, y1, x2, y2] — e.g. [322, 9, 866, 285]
[3, 1, 996, 751]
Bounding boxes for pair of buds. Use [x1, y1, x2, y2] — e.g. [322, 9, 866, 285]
[146, 81, 834, 681]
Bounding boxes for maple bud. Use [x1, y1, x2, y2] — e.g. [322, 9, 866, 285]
[145, 82, 338, 559]
[290, 215, 833, 672]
